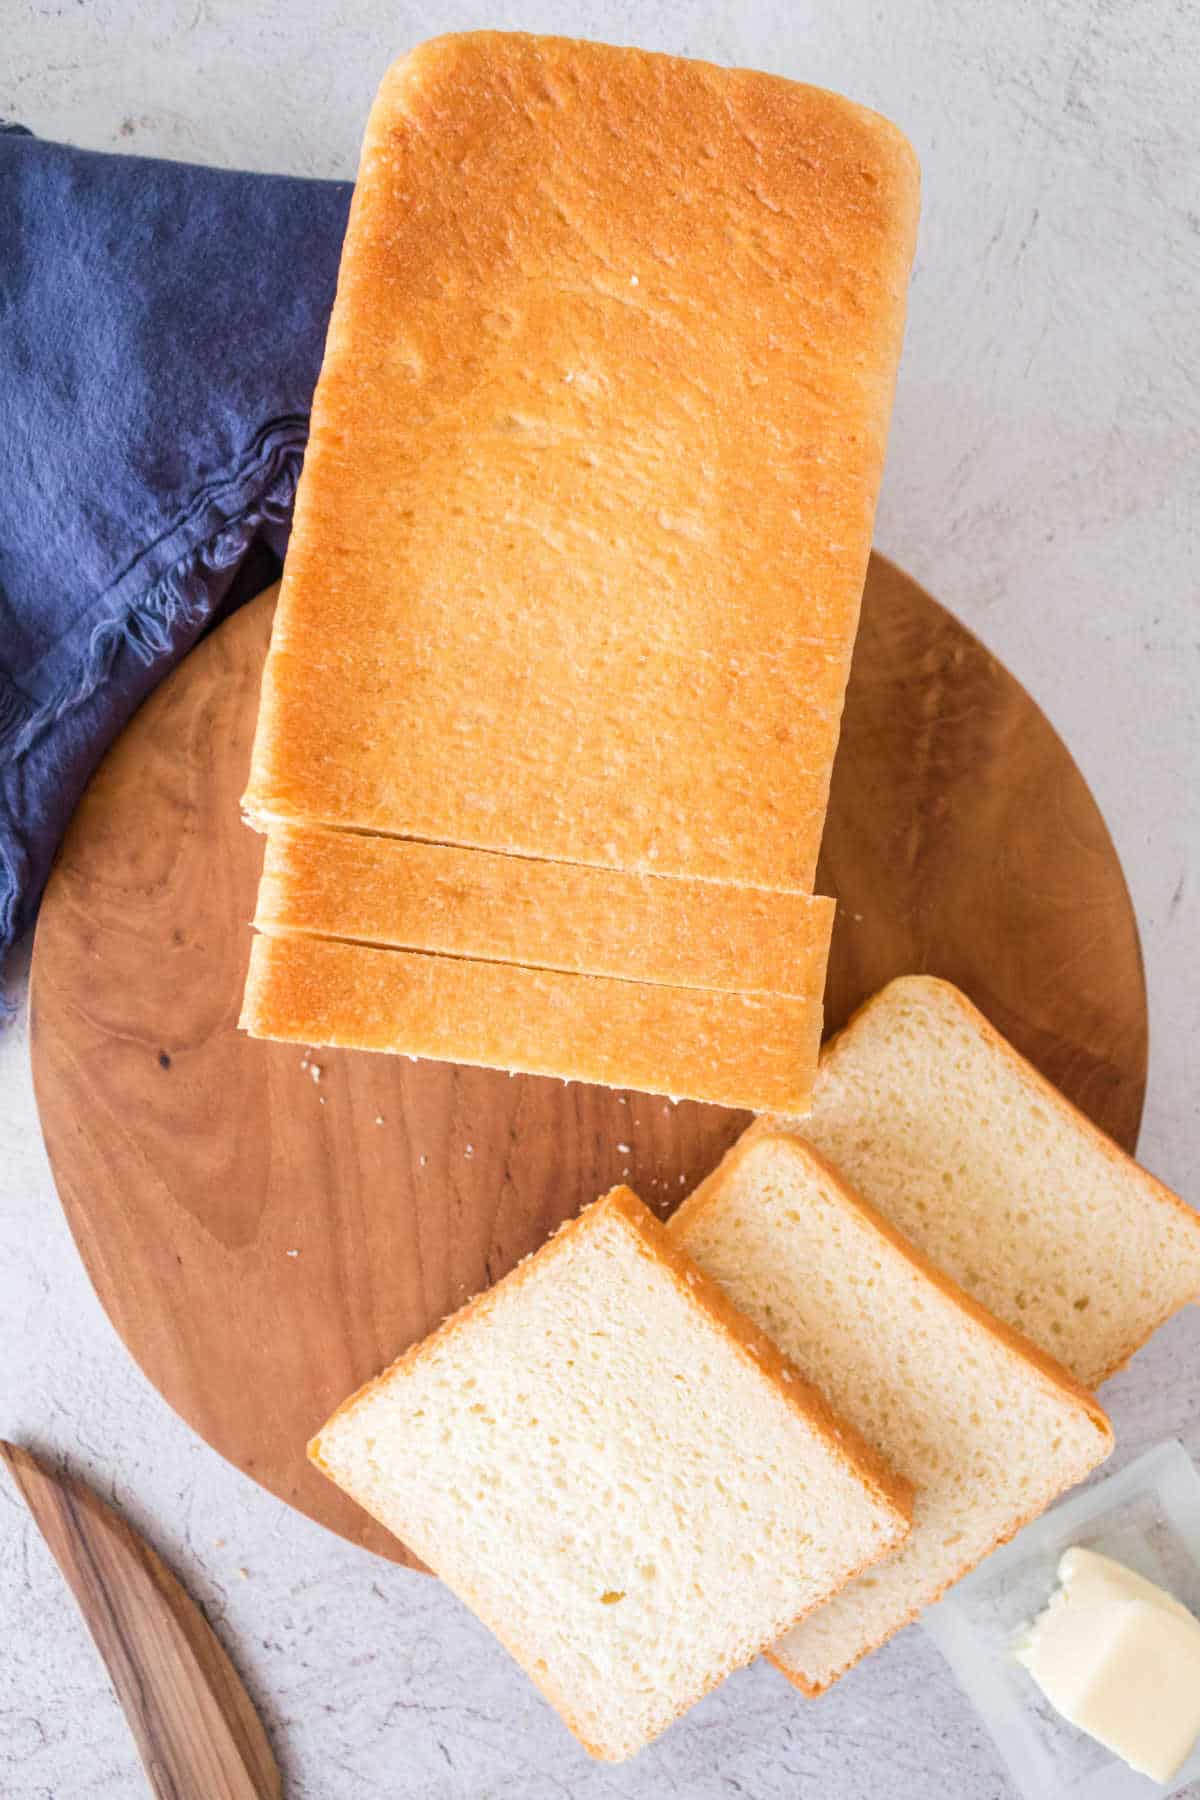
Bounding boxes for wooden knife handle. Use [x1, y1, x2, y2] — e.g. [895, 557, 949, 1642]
[2, 1442, 282, 1800]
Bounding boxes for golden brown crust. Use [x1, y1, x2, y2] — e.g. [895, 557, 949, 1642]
[816, 974, 1200, 1382]
[240, 928, 823, 1112]
[674, 1127, 1114, 1438]
[243, 31, 919, 891]
[310, 1183, 912, 1756]
[256, 821, 835, 999]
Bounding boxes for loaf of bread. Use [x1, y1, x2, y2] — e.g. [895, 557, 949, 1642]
[783, 975, 1200, 1387]
[242, 31, 919, 892]
[241, 930, 827, 1112]
[309, 1185, 912, 1759]
[256, 824, 835, 998]
[672, 1130, 1113, 1693]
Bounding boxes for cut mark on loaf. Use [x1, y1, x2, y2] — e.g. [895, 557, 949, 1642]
[240, 929, 824, 1112]
[309, 1185, 911, 1759]
[671, 1130, 1113, 1694]
[253, 821, 835, 998]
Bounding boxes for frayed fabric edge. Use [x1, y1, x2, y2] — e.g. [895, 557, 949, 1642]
[0, 415, 307, 965]
[2, 418, 305, 763]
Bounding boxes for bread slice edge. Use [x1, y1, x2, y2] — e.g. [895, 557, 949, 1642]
[309, 1184, 914, 1755]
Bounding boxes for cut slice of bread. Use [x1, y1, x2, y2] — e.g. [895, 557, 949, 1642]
[671, 1130, 1114, 1693]
[242, 32, 919, 891]
[309, 1185, 912, 1759]
[783, 975, 1200, 1388]
[254, 824, 835, 998]
[240, 929, 825, 1112]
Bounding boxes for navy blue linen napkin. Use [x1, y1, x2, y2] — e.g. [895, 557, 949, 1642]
[0, 126, 352, 958]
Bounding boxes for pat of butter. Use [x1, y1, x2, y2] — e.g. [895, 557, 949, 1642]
[1015, 1546, 1200, 1785]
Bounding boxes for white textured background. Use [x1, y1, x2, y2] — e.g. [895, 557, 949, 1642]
[3, 1, 1198, 1795]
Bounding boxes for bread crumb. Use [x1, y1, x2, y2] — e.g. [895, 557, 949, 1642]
[309, 1064, 322, 1084]
[238, 1567, 250, 1580]
[617, 1143, 631, 1154]
[375, 1115, 385, 1125]
[214, 1537, 225, 1547]
[286, 1249, 299, 1257]
[679, 1174, 687, 1185]
[318, 1096, 326, 1105]
[465, 1144, 474, 1158]
[419, 1154, 428, 1167]
[629, 274, 639, 285]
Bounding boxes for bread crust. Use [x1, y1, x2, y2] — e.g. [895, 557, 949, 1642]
[242, 31, 920, 892]
[812, 974, 1200, 1384]
[672, 1126, 1114, 1693]
[240, 927, 824, 1112]
[256, 821, 835, 999]
[310, 1185, 912, 1757]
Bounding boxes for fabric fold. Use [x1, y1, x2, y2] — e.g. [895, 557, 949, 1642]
[0, 130, 352, 954]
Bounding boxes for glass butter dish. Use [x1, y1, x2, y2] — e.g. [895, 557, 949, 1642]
[922, 1441, 1200, 1799]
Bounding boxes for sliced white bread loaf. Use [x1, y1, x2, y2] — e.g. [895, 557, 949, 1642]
[671, 1131, 1114, 1694]
[310, 1186, 912, 1759]
[785, 975, 1200, 1388]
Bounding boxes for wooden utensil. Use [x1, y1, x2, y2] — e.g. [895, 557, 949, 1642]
[28, 555, 1148, 1566]
[1, 1442, 281, 1800]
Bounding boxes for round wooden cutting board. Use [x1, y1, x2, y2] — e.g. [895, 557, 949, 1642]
[30, 556, 1147, 1566]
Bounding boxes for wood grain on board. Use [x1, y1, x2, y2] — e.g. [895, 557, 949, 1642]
[1, 1441, 280, 1799]
[29, 557, 1147, 1565]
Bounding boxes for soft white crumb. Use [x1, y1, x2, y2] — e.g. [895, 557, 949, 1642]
[679, 1174, 687, 1185]
[419, 1154, 428, 1167]
[309, 1064, 322, 1084]
[318, 1096, 326, 1105]
[375, 1115, 385, 1126]
[465, 1144, 474, 1158]
[238, 1568, 249, 1580]
[629, 273, 639, 285]
[286, 1249, 299, 1258]
[617, 1143, 631, 1154]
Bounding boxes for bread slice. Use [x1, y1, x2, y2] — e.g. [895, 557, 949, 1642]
[781, 975, 1200, 1388]
[255, 823, 835, 999]
[671, 1130, 1113, 1694]
[309, 1186, 913, 1759]
[241, 929, 825, 1111]
[242, 31, 919, 892]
